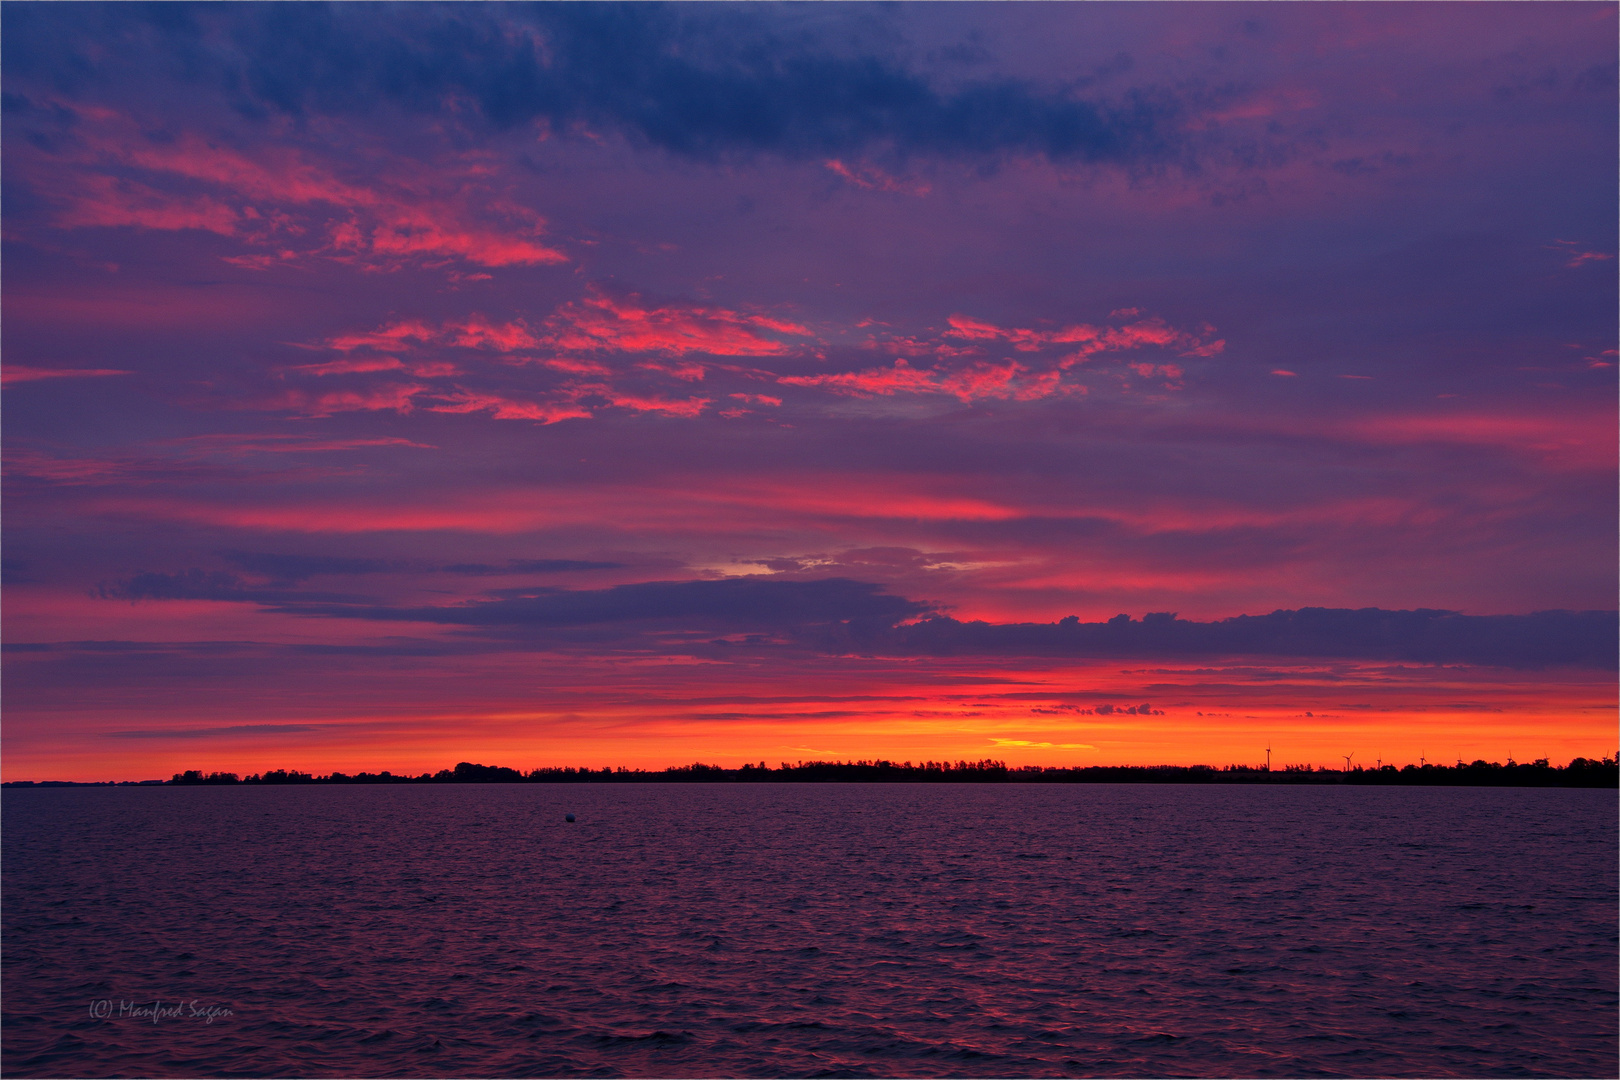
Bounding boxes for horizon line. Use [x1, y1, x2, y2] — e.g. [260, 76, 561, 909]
[7, 754, 1617, 788]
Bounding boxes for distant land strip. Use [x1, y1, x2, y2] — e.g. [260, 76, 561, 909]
[5, 757, 1616, 788]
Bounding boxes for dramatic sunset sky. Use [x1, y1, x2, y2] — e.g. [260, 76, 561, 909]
[3, 3, 1615, 781]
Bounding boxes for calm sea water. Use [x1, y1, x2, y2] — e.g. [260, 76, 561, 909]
[3, 784, 1615, 1078]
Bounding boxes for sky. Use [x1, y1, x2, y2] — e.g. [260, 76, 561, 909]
[3, 2, 1615, 781]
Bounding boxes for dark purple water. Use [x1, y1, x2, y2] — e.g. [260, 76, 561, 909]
[3, 784, 1615, 1078]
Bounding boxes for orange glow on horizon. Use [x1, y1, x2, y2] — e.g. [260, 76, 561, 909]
[6, 654, 1612, 783]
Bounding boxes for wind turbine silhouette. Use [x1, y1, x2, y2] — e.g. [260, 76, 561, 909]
[1342, 751, 1354, 772]
[1265, 743, 1272, 772]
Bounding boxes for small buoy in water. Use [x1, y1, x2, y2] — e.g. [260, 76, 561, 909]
[564, 813, 576, 823]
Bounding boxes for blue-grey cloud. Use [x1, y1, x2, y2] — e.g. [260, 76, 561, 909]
[4, 637, 475, 660]
[220, 550, 392, 583]
[163, 553, 621, 588]
[439, 559, 622, 575]
[87, 567, 1617, 668]
[105, 723, 319, 740]
[2, 3, 1179, 166]
[283, 576, 932, 633]
[95, 569, 363, 605]
[881, 608, 1619, 671]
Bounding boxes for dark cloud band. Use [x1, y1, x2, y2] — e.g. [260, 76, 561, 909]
[3, 3, 1177, 165]
[99, 567, 1618, 668]
[885, 609, 1619, 670]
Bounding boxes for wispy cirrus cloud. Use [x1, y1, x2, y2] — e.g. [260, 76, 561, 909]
[944, 312, 1222, 363]
[3, 431, 437, 487]
[421, 389, 592, 425]
[15, 103, 568, 270]
[1549, 238, 1615, 268]
[248, 382, 427, 419]
[586, 389, 711, 418]
[2, 365, 132, 386]
[281, 356, 462, 379]
[157, 434, 436, 456]
[321, 316, 538, 355]
[824, 159, 931, 196]
[780, 359, 1065, 403]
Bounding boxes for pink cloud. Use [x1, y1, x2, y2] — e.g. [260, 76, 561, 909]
[322, 302, 794, 366]
[325, 321, 439, 352]
[543, 289, 811, 357]
[939, 362, 1063, 402]
[54, 174, 240, 236]
[117, 132, 374, 207]
[541, 357, 613, 376]
[86, 495, 564, 535]
[779, 359, 940, 397]
[1128, 362, 1185, 388]
[1187, 85, 1321, 130]
[754, 319, 812, 337]
[1, 445, 374, 487]
[360, 211, 566, 268]
[254, 382, 425, 418]
[2, 365, 132, 386]
[310, 298, 806, 422]
[823, 159, 931, 196]
[637, 360, 708, 381]
[159, 434, 435, 456]
[1335, 411, 1616, 470]
[323, 317, 533, 354]
[867, 334, 982, 359]
[443, 317, 539, 351]
[1549, 239, 1615, 268]
[781, 359, 1064, 403]
[284, 356, 407, 377]
[945, 312, 1217, 364]
[715, 477, 1021, 523]
[82, 478, 992, 535]
[1081, 319, 1183, 351]
[283, 356, 461, 379]
[595, 391, 711, 418]
[38, 110, 567, 269]
[293, 304, 753, 427]
[406, 361, 462, 378]
[943, 314, 1004, 341]
[4, 450, 140, 484]
[221, 251, 302, 271]
[423, 390, 592, 424]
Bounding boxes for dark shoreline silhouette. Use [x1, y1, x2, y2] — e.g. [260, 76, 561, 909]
[6, 756, 1615, 788]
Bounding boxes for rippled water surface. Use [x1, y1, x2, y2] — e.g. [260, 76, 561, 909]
[4, 784, 1615, 1078]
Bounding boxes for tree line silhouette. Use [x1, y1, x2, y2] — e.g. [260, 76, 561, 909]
[10, 755, 1613, 788]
